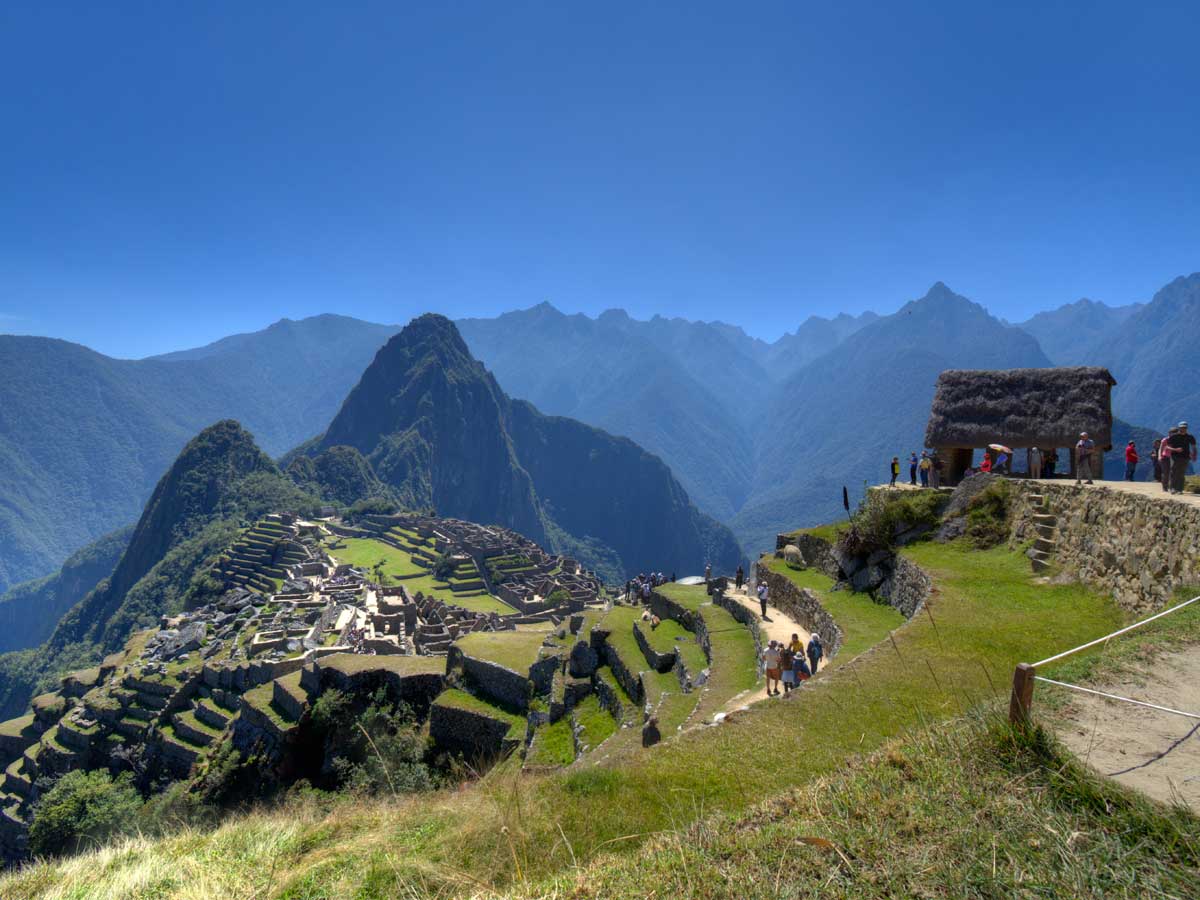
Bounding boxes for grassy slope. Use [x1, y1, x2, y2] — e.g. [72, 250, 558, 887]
[0, 543, 1131, 897]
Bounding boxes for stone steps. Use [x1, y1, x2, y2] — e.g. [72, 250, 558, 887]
[1034, 537, 1057, 554]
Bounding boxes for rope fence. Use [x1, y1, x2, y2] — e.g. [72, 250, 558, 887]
[1009, 593, 1200, 726]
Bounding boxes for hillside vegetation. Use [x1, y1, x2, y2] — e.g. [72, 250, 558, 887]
[0, 535, 1147, 897]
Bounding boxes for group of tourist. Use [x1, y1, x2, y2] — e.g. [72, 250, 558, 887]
[760, 633, 824, 696]
[890, 451, 944, 488]
[624, 571, 674, 604]
[1150, 422, 1198, 494]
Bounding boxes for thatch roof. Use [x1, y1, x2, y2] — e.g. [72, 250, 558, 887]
[924, 367, 1116, 450]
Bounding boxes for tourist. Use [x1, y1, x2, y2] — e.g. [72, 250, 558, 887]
[909, 452, 919, 485]
[1045, 448, 1058, 479]
[979, 452, 993, 474]
[919, 452, 931, 487]
[650, 614, 661, 630]
[735, 565, 744, 589]
[890, 456, 900, 487]
[1075, 432, 1095, 485]
[807, 632, 824, 674]
[704, 562, 712, 585]
[1160, 429, 1176, 492]
[763, 640, 782, 696]
[1030, 446, 1043, 480]
[757, 581, 769, 618]
[641, 581, 651, 604]
[1168, 422, 1196, 494]
[789, 633, 804, 654]
[780, 643, 796, 693]
[1125, 441, 1139, 481]
[1152, 438, 1163, 485]
[793, 651, 812, 682]
[995, 450, 1009, 474]
[930, 452, 943, 489]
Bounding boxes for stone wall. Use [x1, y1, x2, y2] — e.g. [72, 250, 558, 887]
[447, 647, 533, 711]
[755, 568, 845, 656]
[429, 703, 521, 759]
[877, 556, 932, 619]
[1009, 481, 1200, 615]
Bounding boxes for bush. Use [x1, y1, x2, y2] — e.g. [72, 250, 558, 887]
[837, 490, 947, 558]
[311, 688, 435, 796]
[964, 481, 1011, 549]
[29, 770, 142, 857]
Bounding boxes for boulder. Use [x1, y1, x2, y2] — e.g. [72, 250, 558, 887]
[568, 640, 598, 678]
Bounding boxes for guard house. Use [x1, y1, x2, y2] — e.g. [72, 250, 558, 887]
[924, 367, 1117, 485]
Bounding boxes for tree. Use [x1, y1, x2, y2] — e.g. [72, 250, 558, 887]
[29, 770, 142, 857]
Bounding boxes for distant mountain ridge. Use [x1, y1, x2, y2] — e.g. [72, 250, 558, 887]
[302, 314, 743, 580]
[1017, 298, 1143, 366]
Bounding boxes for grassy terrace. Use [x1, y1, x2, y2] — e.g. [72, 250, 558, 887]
[330, 537, 424, 578]
[455, 629, 550, 673]
[763, 556, 906, 663]
[319, 653, 446, 678]
[572, 694, 618, 751]
[433, 689, 524, 741]
[0, 542, 1141, 898]
[525, 717, 575, 767]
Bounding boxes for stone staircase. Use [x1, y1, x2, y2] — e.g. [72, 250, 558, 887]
[1027, 492, 1058, 573]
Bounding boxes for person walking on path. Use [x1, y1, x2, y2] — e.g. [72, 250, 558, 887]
[1075, 432, 1096, 485]
[735, 565, 745, 590]
[919, 452, 931, 487]
[757, 581, 769, 619]
[762, 641, 782, 696]
[909, 452, 919, 485]
[1030, 447, 1043, 480]
[1152, 438, 1163, 486]
[807, 632, 824, 675]
[1125, 441, 1139, 481]
[1168, 422, 1197, 494]
[890, 456, 900, 487]
[780, 644, 796, 694]
[1161, 429, 1178, 492]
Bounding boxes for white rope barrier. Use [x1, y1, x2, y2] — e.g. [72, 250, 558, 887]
[1031, 594, 1200, 669]
[1033, 676, 1200, 721]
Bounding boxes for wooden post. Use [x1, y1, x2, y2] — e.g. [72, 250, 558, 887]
[1009, 662, 1035, 725]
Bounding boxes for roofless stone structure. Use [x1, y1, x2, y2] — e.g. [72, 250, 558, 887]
[924, 366, 1116, 484]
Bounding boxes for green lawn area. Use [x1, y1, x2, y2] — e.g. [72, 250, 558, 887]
[455, 629, 550, 673]
[330, 537, 424, 579]
[573, 694, 618, 752]
[318, 653, 446, 678]
[690, 602, 759, 722]
[525, 717, 575, 767]
[764, 556, 906, 664]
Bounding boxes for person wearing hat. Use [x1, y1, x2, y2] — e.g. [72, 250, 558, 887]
[1167, 421, 1197, 494]
[1125, 441, 1139, 481]
[1075, 432, 1095, 485]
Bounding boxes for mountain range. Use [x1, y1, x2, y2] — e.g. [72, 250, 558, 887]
[1, 271, 1197, 603]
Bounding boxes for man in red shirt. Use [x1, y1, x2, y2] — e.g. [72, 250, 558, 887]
[1125, 441, 1139, 481]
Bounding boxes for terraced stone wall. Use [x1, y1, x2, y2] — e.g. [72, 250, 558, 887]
[1009, 481, 1200, 615]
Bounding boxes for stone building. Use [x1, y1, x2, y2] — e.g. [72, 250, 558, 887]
[924, 366, 1116, 484]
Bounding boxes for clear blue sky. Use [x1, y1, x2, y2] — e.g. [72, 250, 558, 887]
[2, 2, 1198, 358]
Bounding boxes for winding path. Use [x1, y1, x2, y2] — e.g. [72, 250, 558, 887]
[720, 583, 823, 707]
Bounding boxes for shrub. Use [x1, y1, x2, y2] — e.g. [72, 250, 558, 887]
[837, 490, 947, 558]
[964, 481, 1011, 548]
[29, 770, 142, 857]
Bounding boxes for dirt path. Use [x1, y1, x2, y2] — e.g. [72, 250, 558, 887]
[1051, 646, 1200, 812]
[721, 584, 822, 707]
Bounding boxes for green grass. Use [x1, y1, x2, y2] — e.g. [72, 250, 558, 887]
[599, 606, 650, 678]
[654, 583, 709, 612]
[689, 602, 759, 722]
[319, 653, 446, 678]
[779, 522, 845, 544]
[573, 695, 618, 752]
[455, 630, 549, 674]
[331, 537, 425, 578]
[525, 718, 575, 767]
[594, 666, 637, 725]
[516, 713, 1200, 899]
[0, 542, 1135, 898]
[433, 689, 525, 741]
[440, 593, 517, 615]
[764, 556, 906, 663]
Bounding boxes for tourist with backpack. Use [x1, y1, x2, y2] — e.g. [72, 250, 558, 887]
[780, 644, 796, 693]
[890, 456, 900, 487]
[807, 632, 824, 674]
[919, 452, 932, 487]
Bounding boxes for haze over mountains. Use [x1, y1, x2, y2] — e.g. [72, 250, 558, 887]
[1, 271, 1197, 599]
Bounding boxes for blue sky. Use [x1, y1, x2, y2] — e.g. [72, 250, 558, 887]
[2, 2, 1198, 358]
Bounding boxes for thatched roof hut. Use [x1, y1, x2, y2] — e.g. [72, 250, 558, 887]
[924, 367, 1116, 482]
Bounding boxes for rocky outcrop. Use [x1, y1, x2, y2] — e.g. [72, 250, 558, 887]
[1009, 481, 1200, 615]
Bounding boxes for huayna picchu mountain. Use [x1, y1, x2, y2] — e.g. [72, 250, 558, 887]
[302, 314, 743, 580]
